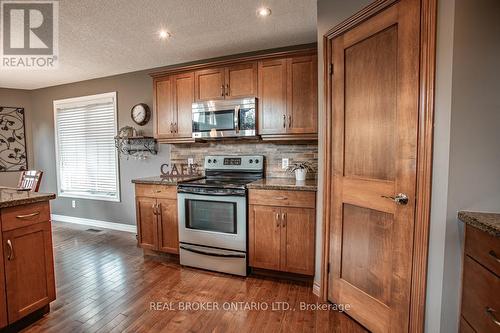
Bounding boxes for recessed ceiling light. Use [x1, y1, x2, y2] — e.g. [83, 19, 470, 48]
[158, 30, 171, 40]
[257, 7, 272, 17]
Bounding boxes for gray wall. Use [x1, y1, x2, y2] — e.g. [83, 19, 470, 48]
[30, 71, 170, 225]
[433, 0, 500, 331]
[0, 88, 34, 187]
[316, 0, 371, 290]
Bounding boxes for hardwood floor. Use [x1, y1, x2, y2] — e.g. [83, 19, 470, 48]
[21, 222, 366, 333]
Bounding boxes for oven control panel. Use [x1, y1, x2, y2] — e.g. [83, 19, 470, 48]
[204, 155, 264, 171]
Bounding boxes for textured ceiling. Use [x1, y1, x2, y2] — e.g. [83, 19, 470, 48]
[0, 0, 317, 90]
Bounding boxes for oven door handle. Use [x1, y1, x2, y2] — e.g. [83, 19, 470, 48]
[180, 245, 245, 258]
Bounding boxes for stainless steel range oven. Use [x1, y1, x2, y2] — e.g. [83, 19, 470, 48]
[177, 155, 264, 276]
[191, 98, 256, 139]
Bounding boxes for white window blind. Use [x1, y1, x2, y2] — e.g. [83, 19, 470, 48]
[54, 92, 120, 202]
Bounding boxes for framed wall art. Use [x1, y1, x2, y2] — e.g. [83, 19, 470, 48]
[0, 107, 27, 172]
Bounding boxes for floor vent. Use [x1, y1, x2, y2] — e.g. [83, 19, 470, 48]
[86, 228, 103, 233]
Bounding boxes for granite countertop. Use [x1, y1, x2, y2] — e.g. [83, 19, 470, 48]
[458, 211, 500, 237]
[0, 187, 56, 209]
[131, 175, 203, 185]
[247, 178, 317, 191]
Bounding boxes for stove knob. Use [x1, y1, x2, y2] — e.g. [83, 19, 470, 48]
[208, 159, 212, 164]
[249, 159, 253, 164]
[255, 159, 259, 164]
[213, 159, 217, 163]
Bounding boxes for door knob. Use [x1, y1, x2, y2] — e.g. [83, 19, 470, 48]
[381, 193, 409, 205]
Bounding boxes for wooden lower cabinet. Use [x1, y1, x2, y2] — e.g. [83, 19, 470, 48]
[3, 221, 55, 323]
[249, 190, 316, 276]
[135, 184, 179, 254]
[0, 201, 56, 329]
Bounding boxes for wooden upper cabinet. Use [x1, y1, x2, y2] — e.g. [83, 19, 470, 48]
[258, 54, 318, 139]
[225, 63, 257, 98]
[173, 73, 194, 139]
[258, 59, 287, 135]
[136, 196, 158, 250]
[286, 55, 318, 134]
[154, 77, 175, 139]
[194, 68, 225, 101]
[154, 73, 195, 143]
[157, 198, 179, 254]
[3, 222, 55, 323]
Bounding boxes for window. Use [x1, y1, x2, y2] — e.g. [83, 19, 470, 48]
[54, 92, 120, 201]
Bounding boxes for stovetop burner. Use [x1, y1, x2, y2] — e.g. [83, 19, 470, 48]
[179, 178, 254, 190]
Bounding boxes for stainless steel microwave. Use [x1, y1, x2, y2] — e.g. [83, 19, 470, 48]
[192, 98, 256, 139]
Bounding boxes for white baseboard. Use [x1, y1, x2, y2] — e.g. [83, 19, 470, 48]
[51, 214, 137, 234]
[313, 281, 321, 296]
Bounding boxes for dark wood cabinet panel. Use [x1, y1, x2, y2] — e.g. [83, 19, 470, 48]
[0, 230, 6, 329]
[154, 77, 175, 139]
[195, 68, 225, 101]
[286, 55, 318, 134]
[249, 205, 281, 271]
[136, 196, 158, 250]
[225, 63, 257, 98]
[258, 59, 287, 135]
[3, 222, 55, 323]
[173, 73, 194, 139]
[157, 198, 179, 254]
[281, 207, 315, 275]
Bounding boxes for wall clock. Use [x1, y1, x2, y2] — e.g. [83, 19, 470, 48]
[131, 103, 151, 126]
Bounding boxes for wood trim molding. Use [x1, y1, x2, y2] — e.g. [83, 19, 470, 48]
[409, 0, 437, 331]
[149, 45, 317, 78]
[320, 0, 437, 332]
[325, 0, 398, 39]
[51, 214, 137, 233]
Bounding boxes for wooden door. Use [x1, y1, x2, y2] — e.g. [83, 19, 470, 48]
[173, 73, 194, 138]
[3, 222, 55, 323]
[257, 59, 287, 135]
[225, 63, 257, 98]
[194, 68, 225, 101]
[154, 77, 175, 139]
[281, 207, 315, 275]
[157, 198, 179, 254]
[249, 205, 281, 270]
[136, 196, 158, 250]
[286, 55, 318, 134]
[328, 0, 420, 332]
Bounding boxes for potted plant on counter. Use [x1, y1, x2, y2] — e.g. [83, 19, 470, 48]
[286, 161, 314, 181]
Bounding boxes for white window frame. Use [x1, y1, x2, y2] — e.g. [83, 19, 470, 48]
[53, 92, 121, 202]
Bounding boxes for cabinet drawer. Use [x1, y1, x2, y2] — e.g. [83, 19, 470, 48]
[135, 184, 177, 199]
[248, 189, 315, 208]
[1, 201, 50, 231]
[465, 225, 500, 277]
[461, 256, 500, 333]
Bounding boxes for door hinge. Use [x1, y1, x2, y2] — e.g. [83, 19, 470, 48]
[329, 63, 333, 75]
[327, 262, 331, 274]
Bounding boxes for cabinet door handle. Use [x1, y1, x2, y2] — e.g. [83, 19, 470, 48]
[489, 250, 500, 263]
[288, 115, 292, 128]
[281, 213, 286, 227]
[156, 203, 161, 217]
[170, 122, 173, 133]
[221, 85, 224, 97]
[486, 307, 500, 326]
[16, 211, 40, 219]
[225, 84, 230, 96]
[282, 114, 286, 128]
[152, 203, 157, 215]
[275, 212, 280, 227]
[275, 196, 288, 200]
[6, 240, 13, 261]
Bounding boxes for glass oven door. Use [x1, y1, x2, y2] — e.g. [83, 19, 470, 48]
[185, 199, 237, 234]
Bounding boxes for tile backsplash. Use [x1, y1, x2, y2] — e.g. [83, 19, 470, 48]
[170, 140, 318, 179]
